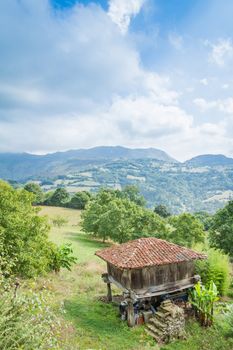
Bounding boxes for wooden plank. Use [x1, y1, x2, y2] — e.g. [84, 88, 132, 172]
[135, 277, 194, 296]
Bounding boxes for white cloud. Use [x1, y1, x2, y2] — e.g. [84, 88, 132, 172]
[194, 97, 233, 115]
[108, 0, 145, 34]
[0, 1, 233, 161]
[207, 38, 233, 66]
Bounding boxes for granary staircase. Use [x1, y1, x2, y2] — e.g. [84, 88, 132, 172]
[145, 300, 185, 343]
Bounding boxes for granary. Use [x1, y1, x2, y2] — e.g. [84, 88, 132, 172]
[95, 237, 206, 326]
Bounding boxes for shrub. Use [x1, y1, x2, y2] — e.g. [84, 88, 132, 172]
[0, 286, 61, 349]
[49, 244, 77, 273]
[190, 281, 219, 327]
[0, 181, 53, 278]
[224, 304, 233, 337]
[52, 215, 68, 228]
[68, 191, 91, 209]
[195, 248, 230, 296]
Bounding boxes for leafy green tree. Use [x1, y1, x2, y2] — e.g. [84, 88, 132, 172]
[68, 191, 91, 209]
[45, 187, 70, 207]
[81, 189, 117, 241]
[209, 201, 233, 256]
[154, 204, 171, 218]
[168, 213, 205, 248]
[194, 211, 213, 231]
[121, 185, 146, 207]
[24, 182, 44, 204]
[0, 181, 52, 277]
[81, 189, 168, 243]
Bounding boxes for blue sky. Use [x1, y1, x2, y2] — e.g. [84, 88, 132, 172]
[0, 0, 233, 160]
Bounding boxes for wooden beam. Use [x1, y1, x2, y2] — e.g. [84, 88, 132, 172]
[107, 282, 112, 302]
[127, 300, 135, 327]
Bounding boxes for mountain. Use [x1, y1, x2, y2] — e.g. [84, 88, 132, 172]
[0, 146, 177, 180]
[185, 154, 233, 167]
[43, 146, 177, 162]
[1, 148, 233, 214]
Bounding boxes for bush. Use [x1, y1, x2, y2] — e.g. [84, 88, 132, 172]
[0, 181, 53, 278]
[190, 281, 219, 327]
[0, 286, 60, 349]
[52, 215, 68, 228]
[195, 248, 230, 296]
[68, 191, 91, 209]
[49, 244, 77, 273]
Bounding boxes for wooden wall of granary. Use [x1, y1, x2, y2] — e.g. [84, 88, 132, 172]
[107, 261, 195, 291]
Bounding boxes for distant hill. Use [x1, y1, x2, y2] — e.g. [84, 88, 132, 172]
[44, 146, 177, 162]
[1, 148, 233, 213]
[186, 154, 233, 167]
[0, 146, 177, 180]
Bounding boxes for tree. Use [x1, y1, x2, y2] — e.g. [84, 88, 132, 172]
[154, 204, 171, 218]
[194, 211, 213, 231]
[209, 201, 233, 256]
[168, 213, 205, 248]
[68, 191, 91, 209]
[0, 181, 52, 277]
[45, 187, 69, 207]
[81, 189, 168, 243]
[121, 185, 146, 207]
[0, 181, 76, 278]
[24, 182, 44, 204]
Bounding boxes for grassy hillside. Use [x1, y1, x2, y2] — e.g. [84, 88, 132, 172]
[33, 206, 233, 350]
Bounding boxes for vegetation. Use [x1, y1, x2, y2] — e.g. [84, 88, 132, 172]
[24, 182, 44, 204]
[168, 213, 205, 248]
[81, 189, 168, 243]
[49, 243, 77, 273]
[195, 248, 230, 296]
[52, 215, 68, 227]
[0, 181, 76, 278]
[210, 201, 233, 256]
[45, 187, 70, 207]
[154, 204, 171, 218]
[8, 156, 233, 213]
[190, 281, 219, 327]
[68, 190, 91, 209]
[0, 287, 60, 349]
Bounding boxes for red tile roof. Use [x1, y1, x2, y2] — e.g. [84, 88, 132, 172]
[95, 237, 207, 269]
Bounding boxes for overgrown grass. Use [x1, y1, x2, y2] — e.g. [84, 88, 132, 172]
[36, 206, 233, 350]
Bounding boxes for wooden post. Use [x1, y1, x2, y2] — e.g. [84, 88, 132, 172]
[107, 282, 112, 302]
[127, 300, 135, 327]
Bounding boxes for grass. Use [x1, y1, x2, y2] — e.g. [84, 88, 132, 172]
[36, 206, 233, 350]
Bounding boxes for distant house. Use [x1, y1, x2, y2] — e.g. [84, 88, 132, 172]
[96, 237, 206, 326]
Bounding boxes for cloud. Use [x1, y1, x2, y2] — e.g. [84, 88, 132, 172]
[207, 38, 233, 66]
[108, 0, 145, 34]
[168, 32, 184, 50]
[194, 97, 233, 115]
[0, 1, 233, 161]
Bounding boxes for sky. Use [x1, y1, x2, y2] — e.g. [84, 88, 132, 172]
[0, 0, 233, 160]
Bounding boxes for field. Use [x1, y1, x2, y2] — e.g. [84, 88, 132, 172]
[36, 206, 233, 350]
